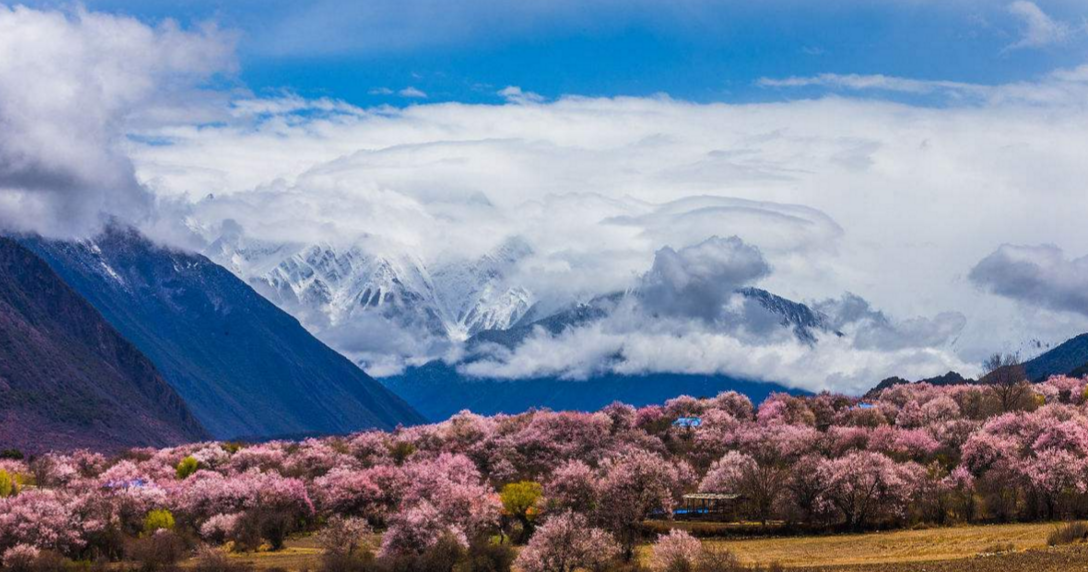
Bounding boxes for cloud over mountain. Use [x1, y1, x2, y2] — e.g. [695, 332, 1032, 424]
[0, 6, 234, 238]
[640, 236, 770, 320]
[970, 243, 1088, 317]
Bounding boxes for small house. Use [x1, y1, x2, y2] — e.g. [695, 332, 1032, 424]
[672, 417, 702, 429]
[675, 493, 743, 521]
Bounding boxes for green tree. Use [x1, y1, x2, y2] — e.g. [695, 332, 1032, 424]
[144, 509, 176, 535]
[500, 481, 543, 543]
[176, 456, 199, 479]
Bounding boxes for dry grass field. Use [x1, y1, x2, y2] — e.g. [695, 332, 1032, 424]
[705, 522, 1052, 568]
[188, 522, 1088, 571]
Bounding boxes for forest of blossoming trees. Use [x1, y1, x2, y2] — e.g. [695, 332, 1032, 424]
[3, 375, 1088, 571]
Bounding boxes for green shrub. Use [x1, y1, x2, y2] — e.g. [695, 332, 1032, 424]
[0, 448, 23, 460]
[143, 509, 176, 535]
[1048, 521, 1088, 546]
[389, 441, 417, 464]
[176, 456, 199, 480]
[0, 469, 14, 498]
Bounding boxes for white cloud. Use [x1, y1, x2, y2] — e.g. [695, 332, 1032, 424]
[498, 86, 546, 104]
[757, 64, 1088, 105]
[460, 304, 973, 395]
[0, 5, 235, 238]
[640, 236, 770, 320]
[1006, 1, 1073, 50]
[757, 74, 988, 97]
[398, 86, 428, 98]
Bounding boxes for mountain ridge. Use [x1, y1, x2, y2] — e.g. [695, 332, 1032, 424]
[23, 226, 424, 439]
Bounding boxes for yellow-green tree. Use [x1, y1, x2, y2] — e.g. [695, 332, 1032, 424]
[176, 456, 199, 480]
[501, 481, 543, 543]
[143, 509, 176, 535]
[0, 469, 14, 498]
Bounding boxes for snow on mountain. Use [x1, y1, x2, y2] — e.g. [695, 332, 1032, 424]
[431, 236, 534, 339]
[736, 287, 842, 344]
[204, 233, 536, 352]
[204, 229, 839, 374]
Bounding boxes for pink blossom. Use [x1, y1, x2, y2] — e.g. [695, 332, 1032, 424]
[650, 529, 702, 572]
[199, 512, 242, 543]
[514, 512, 619, 572]
[546, 460, 598, 513]
[819, 451, 921, 530]
[378, 501, 468, 557]
[0, 489, 85, 554]
[3, 544, 40, 569]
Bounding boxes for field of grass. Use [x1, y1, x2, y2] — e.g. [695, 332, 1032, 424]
[705, 522, 1053, 568]
[189, 522, 1088, 571]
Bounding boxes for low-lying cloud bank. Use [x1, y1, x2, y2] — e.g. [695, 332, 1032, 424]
[457, 238, 971, 395]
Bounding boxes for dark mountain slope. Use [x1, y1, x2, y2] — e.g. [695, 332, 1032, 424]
[1023, 333, 1088, 381]
[381, 361, 807, 422]
[0, 238, 208, 453]
[865, 371, 973, 399]
[23, 227, 423, 439]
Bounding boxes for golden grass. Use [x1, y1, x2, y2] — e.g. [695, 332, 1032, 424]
[184, 535, 326, 570]
[698, 522, 1055, 568]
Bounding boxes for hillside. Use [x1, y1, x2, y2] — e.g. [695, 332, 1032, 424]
[1023, 333, 1088, 381]
[0, 238, 208, 452]
[380, 360, 808, 421]
[23, 227, 424, 439]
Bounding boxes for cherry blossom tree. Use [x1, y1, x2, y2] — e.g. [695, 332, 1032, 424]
[820, 452, 921, 530]
[649, 529, 702, 572]
[514, 512, 619, 572]
[596, 450, 689, 559]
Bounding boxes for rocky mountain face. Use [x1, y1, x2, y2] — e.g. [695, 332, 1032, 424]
[0, 238, 208, 453]
[23, 227, 424, 440]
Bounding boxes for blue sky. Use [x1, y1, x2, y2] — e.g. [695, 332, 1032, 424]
[21, 0, 1088, 105]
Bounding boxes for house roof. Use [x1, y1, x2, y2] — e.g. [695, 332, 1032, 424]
[683, 493, 741, 501]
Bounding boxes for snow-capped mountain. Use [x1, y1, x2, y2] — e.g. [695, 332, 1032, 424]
[204, 233, 536, 353]
[204, 228, 840, 374]
[736, 287, 842, 344]
[258, 243, 449, 339]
